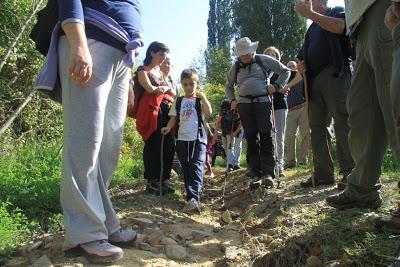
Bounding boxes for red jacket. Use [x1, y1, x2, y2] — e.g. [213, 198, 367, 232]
[136, 91, 174, 141]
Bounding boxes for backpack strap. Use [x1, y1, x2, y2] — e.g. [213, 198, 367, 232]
[234, 55, 271, 86]
[195, 97, 204, 139]
[175, 96, 183, 124]
[254, 55, 271, 81]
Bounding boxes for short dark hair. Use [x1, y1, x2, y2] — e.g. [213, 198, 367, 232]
[180, 68, 200, 83]
[143, 41, 169, 66]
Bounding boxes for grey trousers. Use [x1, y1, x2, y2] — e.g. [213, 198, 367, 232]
[285, 105, 310, 165]
[273, 109, 288, 172]
[309, 66, 354, 178]
[59, 37, 130, 250]
[391, 21, 400, 156]
[347, 0, 400, 194]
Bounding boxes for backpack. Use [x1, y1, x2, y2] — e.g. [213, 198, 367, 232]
[175, 96, 204, 139]
[30, 0, 87, 55]
[220, 110, 240, 136]
[30, 0, 59, 55]
[233, 54, 270, 86]
[127, 66, 146, 119]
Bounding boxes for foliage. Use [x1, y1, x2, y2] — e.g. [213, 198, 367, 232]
[231, 0, 307, 63]
[0, 0, 62, 142]
[0, 142, 62, 218]
[204, 46, 232, 85]
[0, 202, 30, 256]
[204, 83, 227, 120]
[207, 0, 233, 49]
[206, 0, 233, 85]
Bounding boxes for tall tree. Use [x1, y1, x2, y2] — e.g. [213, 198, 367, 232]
[206, 0, 233, 85]
[231, 0, 307, 63]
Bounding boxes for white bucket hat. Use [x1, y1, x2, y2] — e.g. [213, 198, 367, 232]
[234, 37, 259, 57]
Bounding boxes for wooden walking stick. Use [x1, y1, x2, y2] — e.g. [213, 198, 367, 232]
[302, 74, 315, 188]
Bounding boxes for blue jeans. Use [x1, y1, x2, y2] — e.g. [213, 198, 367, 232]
[176, 140, 206, 201]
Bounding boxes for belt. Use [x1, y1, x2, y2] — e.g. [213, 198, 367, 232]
[289, 102, 305, 112]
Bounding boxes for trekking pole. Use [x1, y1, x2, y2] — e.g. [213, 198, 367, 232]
[270, 95, 281, 189]
[221, 110, 235, 209]
[302, 74, 315, 188]
[159, 134, 165, 212]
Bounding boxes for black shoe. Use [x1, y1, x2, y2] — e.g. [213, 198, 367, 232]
[246, 170, 260, 178]
[300, 176, 335, 188]
[284, 162, 296, 169]
[249, 177, 262, 190]
[233, 165, 241, 170]
[162, 180, 175, 194]
[337, 176, 347, 191]
[146, 182, 168, 195]
[326, 190, 382, 210]
[261, 175, 274, 188]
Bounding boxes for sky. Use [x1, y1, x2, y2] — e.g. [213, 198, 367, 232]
[139, 0, 344, 79]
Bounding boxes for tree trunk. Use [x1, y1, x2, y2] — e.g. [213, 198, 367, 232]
[0, 89, 36, 137]
[0, 0, 43, 72]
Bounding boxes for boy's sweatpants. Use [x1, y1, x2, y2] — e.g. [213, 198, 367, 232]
[176, 140, 206, 201]
[59, 37, 130, 250]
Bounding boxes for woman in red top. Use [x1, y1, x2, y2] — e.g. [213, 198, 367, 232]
[135, 42, 175, 194]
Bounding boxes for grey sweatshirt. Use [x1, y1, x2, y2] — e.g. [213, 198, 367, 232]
[225, 54, 290, 103]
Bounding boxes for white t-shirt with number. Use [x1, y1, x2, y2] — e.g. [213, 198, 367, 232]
[170, 97, 207, 144]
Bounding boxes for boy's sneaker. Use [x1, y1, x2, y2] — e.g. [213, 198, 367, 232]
[184, 198, 201, 214]
[227, 164, 234, 172]
[233, 165, 241, 170]
[80, 240, 123, 264]
[109, 228, 137, 246]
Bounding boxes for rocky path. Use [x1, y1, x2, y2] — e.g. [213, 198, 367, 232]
[3, 167, 399, 266]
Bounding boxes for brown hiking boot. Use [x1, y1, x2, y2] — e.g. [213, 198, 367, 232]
[326, 189, 382, 210]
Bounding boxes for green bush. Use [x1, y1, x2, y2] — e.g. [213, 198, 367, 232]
[0, 142, 62, 218]
[0, 202, 30, 256]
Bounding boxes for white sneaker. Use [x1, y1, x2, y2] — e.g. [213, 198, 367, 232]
[109, 228, 137, 245]
[184, 198, 201, 214]
[80, 240, 123, 263]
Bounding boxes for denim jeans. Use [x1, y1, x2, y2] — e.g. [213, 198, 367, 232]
[176, 140, 206, 201]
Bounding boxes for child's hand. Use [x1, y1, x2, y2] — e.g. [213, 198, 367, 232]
[161, 126, 171, 135]
[267, 84, 276, 95]
[196, 91, 206, 100]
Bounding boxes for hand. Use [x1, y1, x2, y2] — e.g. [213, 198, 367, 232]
[267, 84, 276, 95]
[196, 91, 206, 100]
[161, 126, 171, 135]
[294, 0, 313, 19]
[68, 44, 93, 84]
[297, 60, 306, 75]
[153, 87, 164, 95]
[281, 86, 291, 96]
[385, 3, 400, 32]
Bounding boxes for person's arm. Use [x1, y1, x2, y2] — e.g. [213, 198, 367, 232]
[294, 0, 345, 34]
[161, 116, 176, 135]
[262, 55, 291, 92]
[59, 0, 92, 84]
[137, 70, 165, 95]
[232, 121, 242, 137]
[225, 65, 236, 101]
[197, 91, 212, 117]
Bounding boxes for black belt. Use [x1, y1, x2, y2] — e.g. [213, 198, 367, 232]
[239, 94, 269, 103]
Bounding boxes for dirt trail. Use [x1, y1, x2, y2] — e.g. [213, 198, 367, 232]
[3, 168, 399, 267]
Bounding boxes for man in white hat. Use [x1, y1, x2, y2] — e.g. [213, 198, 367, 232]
[225, 37, 290, 189]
